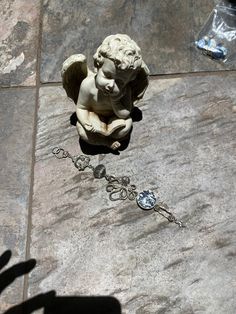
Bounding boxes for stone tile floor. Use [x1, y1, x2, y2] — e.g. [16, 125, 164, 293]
[0, 1, 235, 313]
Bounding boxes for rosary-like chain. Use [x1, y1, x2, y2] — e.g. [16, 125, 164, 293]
[52, 147, 185, 228]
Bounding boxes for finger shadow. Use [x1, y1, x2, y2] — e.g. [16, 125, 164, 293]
[0, 250, 12, 271]
[0, 254, 36, 295]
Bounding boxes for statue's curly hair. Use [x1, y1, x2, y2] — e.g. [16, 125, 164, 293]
[93, 34, 143, 71]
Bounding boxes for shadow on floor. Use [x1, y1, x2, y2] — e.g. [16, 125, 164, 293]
[1, 250, 121, 314]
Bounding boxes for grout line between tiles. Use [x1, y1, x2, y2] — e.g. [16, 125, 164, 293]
[0, 69, 235, 92]
[38, 68, 236, 86]
[149, 69, 236, 79]
[22, 0, 44, 302]
[0, 85, 37, 90]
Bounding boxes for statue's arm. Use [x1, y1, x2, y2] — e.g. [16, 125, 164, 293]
[76, 81, 93, 131]
[111, 87, 132, 119]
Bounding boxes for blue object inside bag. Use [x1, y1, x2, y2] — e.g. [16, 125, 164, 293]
[195, 36, 228, 60]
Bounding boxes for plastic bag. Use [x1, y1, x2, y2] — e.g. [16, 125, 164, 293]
[195, 2, 236, 63]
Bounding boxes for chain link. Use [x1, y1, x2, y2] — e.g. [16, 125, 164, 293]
[154, 205, 185, 228]
[52, 147, 71, 159]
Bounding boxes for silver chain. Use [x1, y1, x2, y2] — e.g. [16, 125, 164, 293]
[52, 147, 185, 228]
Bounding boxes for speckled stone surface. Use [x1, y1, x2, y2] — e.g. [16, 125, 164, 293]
[28, 74, 236, 313]
[0, 0, 40, 87]
[0, 88, 36, 311]
[40, 0, 235, 83]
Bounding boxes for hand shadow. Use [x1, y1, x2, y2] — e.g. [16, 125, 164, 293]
[1, 250, 121, 314]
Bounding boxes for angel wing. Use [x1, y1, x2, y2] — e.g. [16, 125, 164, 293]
[61, 54, 92, 104]
[129, 61, 150, 103]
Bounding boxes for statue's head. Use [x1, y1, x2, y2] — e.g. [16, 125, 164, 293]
[93, 34, 143, 72]
[93, 34, 148, 97]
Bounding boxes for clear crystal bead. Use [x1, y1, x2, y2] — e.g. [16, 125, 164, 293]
[136, 190, 157, 210]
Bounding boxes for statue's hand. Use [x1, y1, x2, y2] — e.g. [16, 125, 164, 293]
[84, 123, 97, 133]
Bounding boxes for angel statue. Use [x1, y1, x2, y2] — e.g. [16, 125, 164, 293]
[61, 34, 150, 150]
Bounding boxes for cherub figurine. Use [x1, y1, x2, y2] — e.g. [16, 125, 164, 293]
[62, 34, 149, 150]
